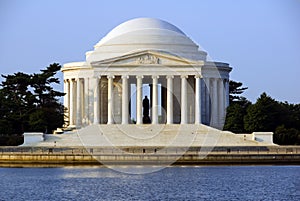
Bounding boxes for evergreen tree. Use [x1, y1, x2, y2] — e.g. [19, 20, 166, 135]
[229, 80, 248, 104]
[224, 80, 250, 132]
[279, 102, 300, 130]
[0, 63, 65, 135]
[274, 125, 300, 145]
[31, 63, 64, 106]
[223, 80, 300, 145]
[29, 63, 65, 133]
[244, 92, 280, 132]
[224, 97, 251, 133]
[0, 72, 34, 134]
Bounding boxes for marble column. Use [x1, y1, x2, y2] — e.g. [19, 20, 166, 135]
[161, 82, 167, 124]
[225, 79, 230, 109]
[122, 75, 129, 124]
[149, 84, 153, 120]
[93, 76, 100, 124]
[76, 78, 82, 126]
[211, 78, 218, 127]
[107, 75, 115, 124]
[128, 80, 131, 123]
[204, 78, 210, 125]
[218, 79, 225, 126]
[181, 75, 188, 124]
[69, 79, 75, 126]
[152, 75, 159, 124]
[83, 78, 89, 125]
[166, 75, 174, 124]
[136, 76, 143, 124]
[63, 79, 70, 126]
[195, 75, 202, 124]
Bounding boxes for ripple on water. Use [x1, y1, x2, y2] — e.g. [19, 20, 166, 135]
[0, 166, 299, 201]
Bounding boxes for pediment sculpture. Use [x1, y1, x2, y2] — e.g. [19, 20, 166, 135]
[136, 54, 160, 64]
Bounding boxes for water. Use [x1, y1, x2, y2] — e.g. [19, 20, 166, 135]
[0, 166, 299, 201]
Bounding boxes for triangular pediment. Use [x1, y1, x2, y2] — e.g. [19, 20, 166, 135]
[90, 50, 200, 67]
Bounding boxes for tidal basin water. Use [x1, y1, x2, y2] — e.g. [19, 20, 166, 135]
[0, 166, 299, 201]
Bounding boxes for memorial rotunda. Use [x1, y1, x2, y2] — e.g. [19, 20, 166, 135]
[62, 18, 232, 130]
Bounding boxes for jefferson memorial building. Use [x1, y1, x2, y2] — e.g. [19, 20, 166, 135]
[22, 18, 275, 147]
[62, 18, 232, 130]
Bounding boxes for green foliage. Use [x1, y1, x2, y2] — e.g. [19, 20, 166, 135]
[0, 63, 65, 137]
[243, 93, 300, 142]
[224, 81, 300, 145]
[224, 80, 251, 133]
[224, 100, 248, 133]
[274, 125, 300, 145]
[0, 72, 34, 134]
[0, 135, 24, 146]
[244, 93, 281, 132]
[229, 80, 248, 104]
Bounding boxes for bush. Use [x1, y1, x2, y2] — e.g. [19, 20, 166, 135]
[0, 135, 24, 146]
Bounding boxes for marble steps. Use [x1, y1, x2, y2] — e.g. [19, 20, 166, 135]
[35, 124, 264, 147]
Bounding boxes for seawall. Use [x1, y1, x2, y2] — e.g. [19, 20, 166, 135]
[0, 146, 299, 166]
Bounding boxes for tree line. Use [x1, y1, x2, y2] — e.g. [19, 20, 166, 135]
[224, 81, 300, 145]
[0, 63, 65, 145]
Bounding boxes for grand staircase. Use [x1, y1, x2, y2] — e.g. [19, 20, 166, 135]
[34, 124, 271, 147]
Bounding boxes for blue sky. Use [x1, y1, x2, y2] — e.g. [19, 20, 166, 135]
[0, 0, 299, 103]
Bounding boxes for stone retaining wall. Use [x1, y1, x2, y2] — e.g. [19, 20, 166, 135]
[0, 146, 299, 166]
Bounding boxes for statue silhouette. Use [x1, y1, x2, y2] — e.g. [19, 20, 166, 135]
[142, 96, 151, 123]
[143, 96, 150, 116]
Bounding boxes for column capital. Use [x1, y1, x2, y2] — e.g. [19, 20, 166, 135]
[76, 78, 84, 83]
[121, 75, 129, 79]
[194, 74, 202, 79]
[93, 75, 100, 79]
[166, 75, 174, 79]
[180, 75, 188, 79]
[152, 75, 159, 79]
[107, 75, 115, 79]
[136, 75, 144, 79]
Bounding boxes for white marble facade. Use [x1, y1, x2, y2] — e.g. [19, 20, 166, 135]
[62, 18, 232, 130]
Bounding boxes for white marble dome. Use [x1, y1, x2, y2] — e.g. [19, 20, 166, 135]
[86, 18, 207, 62]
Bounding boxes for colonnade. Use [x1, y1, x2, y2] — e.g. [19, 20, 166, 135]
[63, 75, 229, 129]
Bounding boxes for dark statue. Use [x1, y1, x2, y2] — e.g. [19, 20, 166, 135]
[142, 96, 151, 124]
